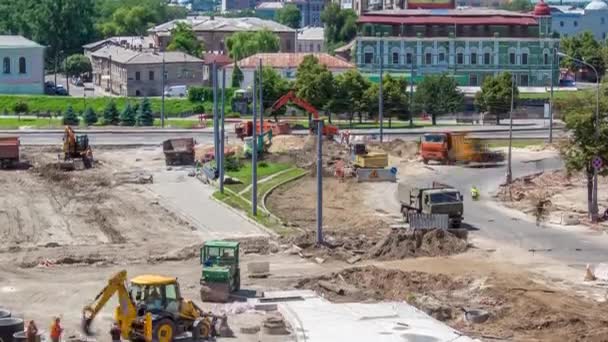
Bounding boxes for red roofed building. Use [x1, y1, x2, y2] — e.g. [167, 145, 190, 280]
[355, 6, 559, 87]
[224, 53, 354, 88]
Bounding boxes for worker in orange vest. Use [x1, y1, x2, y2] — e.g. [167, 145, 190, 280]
[50, 317, 63, 342]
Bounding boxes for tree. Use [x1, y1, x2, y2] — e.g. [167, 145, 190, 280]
[256, 67, 290, 121]
[276, 4, 301, 29]
[119, 103, 136, 126]
[98, 5, 155, 36]
[295, 55, 335, 118]
[232, 63, 244, 88]
[320, 3, 357, 52]
[226, 30, 280, 61]
[167, 22, 203, 57]
[334, 69, 370, 125]
[12, 101, 28, 121]
[382, 74, 409, 126]
[64, 54, 92, 78]
[83, 107, 98, 126]
[414, 74, 463, 125]
[561, 32, 605, 80]
[474, 72, 518, 125]
[136, 97, 154, 126]
[501, 0, 533, 11]
[103, 100, 120, 125]
[63, 105, 80, 126]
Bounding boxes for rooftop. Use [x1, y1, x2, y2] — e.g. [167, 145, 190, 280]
[297, 27, 324, 41]
[256, 2, 285, 9]
[359, 8, 538, 25]
[0, 35, 43, 48]
[202, 53, 232, 65]
[90, 45, 203, 65]
[83, 36, 156, 51]
[235, 53, 354, 69]
[149, 16, 295, 36]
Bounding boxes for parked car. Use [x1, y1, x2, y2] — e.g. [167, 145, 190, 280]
[55, 85, 68, 96]
[164, 85, 187, 97]
[44, 81, 56, 95]
[71, 77, 84, 87]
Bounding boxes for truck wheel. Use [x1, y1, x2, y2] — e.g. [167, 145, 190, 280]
[153, 319, 175, 342]
[423, 159, 429, 165]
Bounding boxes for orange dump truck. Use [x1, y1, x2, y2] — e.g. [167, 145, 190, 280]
[420, 132, 504, 165]
[0, 136, 19, 168]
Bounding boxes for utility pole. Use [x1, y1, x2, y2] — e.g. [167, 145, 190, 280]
[161, 54, 166, 128]
[316, 119, 323, 245]
[259, 59, 263, 136]
[549, 47, 555, 143]
[507, 74, 515, 184]
[212, 62, 219, 165]
[409, 58, 414, 127]
[219, 68, 226, 194]
[252, 72, 258, 216]
[378, 54, 384, 142]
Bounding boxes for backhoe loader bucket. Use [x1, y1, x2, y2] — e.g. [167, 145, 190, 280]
[200, 283, 230, 303]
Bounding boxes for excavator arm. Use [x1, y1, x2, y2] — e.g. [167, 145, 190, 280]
[270, 91, 338, 137]
[81, 270, 138, 339]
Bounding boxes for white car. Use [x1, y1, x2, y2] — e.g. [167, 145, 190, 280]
[164, 85, 187, 97]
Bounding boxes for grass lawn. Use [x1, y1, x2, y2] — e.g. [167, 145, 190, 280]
[242, 167, 308, 201]
[519, 90, 588, 100]
[0, 117, 210, 129]
[225, 161, 291, 193]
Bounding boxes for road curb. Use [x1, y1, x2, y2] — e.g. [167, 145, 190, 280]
[210, 191, 279, 238]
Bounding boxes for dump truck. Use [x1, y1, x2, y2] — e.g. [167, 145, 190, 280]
[0, 136, 19, 168]
[200, 241, 240, 303]
[399, 182, 463, 228]
[163, 138, 195, 166]
[420, 132, 504, 165]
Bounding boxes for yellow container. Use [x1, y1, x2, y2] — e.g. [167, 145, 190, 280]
[354, 152, 388, 168]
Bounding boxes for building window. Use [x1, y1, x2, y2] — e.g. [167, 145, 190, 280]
[602, 17, 606, 24]
[18, 57, 26, 74]
[2, 57, 9, 74]
[425, 52, 432, 65]
[317, 44, 321, 52]
[470, 52, 477, 65]
[406, 53, 413, 64]
[520, 74, 529, 86]
[470, 74, 478, 86]
[392, 52, 399, 64]
[574, 21, 578, 27]
[438, 52, 445, 63]
[509, 52, 516, 64]
[483, 52, 491, 65]
[298, 44, 302, 52]
[149, 71, 154, 80]
[457, 52, 464, 65]
[309, 44, 313, 51]
[135, 71, 140, 81]
[522, 53, 528, 65]
[544, 53, 549, 65]
[364, 52, 374, 64]
[136, 90, 141, 96]
[560, 21, 564, 27]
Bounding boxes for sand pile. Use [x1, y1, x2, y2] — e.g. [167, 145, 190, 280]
[368, 229, 468, 260]
[368, 139, 419, 159]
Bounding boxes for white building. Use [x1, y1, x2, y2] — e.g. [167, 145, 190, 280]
[552, 0, 608, 40]
[297, 27, 324, 53]
[0, 35, 45, 94]
[225, 52, 354, 88]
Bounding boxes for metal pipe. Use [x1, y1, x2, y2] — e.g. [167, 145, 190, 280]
[378, 55, 384, 142]
[259, 59, 263, 136]
[507, 74, 515, 184]
[252, 70, 258, 216]
[212, 62, 219, 166]
[409, 59, 414, 127]
[316, 119, 323, 245]
[549, 47, 555, 143]
[161, 54, 165, 128]
[220, 68, 226, 194]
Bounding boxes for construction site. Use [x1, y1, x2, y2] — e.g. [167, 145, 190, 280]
[1, 124, 608, 342]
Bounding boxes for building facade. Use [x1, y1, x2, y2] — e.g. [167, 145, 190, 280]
[289, 0, 326, 27]
[551, 0, 608, 39]
[221, 0, 255, 12]
[356, 6, 559, 87]
[297, 27, 325, 52]
[0, 35, 45, 95]
[256, 2, 284, 20]
[89, 45, 204, 97]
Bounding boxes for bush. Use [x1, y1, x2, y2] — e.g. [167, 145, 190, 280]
[13, 101, 29, 114]
[103, 101, 119, 125]
[226, 112, 241, 118]
[83, 107, 98, 126]
[62, 105, 79, 126]
[119, 103, 136, 126]
[188, 86, 214, 102]
[225, 156, 241, 172]
[192, 103, 206, 113]
[259, 161, 268, 168]
[136, 97, 154, 126]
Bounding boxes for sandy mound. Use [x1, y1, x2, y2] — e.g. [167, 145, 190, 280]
[368, 138, 419, 159]
[368, 229, 468, 260]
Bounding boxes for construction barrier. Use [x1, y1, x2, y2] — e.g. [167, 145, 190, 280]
[408, 213, 449, 230]
[356, 167, 397, 182]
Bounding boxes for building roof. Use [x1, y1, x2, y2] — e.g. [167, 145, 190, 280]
[90, 45, 203, 65]
[534, 0, 552, 15]
[297, 27, 324, 41]
[551, 5, 584, 14]
[359, 8, 538, 25]
[0, 35, 43, 48]
[83, 36, 156, 51]
[202, 53, 232, 66]
[149, 16, 295, 36]
[235, 53, 354, 69]
[256, 2, 285, 9]
[585, 0, 608, 10]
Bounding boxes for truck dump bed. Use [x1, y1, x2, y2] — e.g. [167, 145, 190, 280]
[162, 138, 195, 166]
[0, 136, 19, 160]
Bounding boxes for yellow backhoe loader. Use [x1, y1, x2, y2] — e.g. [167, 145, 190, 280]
[81, 270, 231, 342]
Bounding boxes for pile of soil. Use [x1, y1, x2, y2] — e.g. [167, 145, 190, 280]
[266, 136, 349, 176]
[368, 229, 468, 260]
[368, 138, 419, 160]
[496, 170, 570, 203]
[298, 266, 608, 341]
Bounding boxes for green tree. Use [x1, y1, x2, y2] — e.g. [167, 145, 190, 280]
[414, 74, 463, 126]
[83, 107, 98, 126]
[167, 22, 203, 57]
[276, 4, 301, 29]
[226, 30, 280, 60]
[119, 103, 136, 126]
[500, 0, 533, 11]
[320, 3, 357, 51]
[98, 5, 155, 36]
[232, 63, 244, 88]
[103, 100, 120, 125]
[12, 101, 28, 115]
[334, 69, 370, 126]
[256, 67, 290, 121]
[561, 32, 605, 79]
[136, 97, 154, 126]
[64, 54, 92, 78]
[474, 72, 518, 125]
[63, 105, 80, 126]
[295, 55, 335, 116]
[382, 74, 409, 126]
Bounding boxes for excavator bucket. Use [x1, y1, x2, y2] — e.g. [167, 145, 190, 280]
[200, 283, 230, 303]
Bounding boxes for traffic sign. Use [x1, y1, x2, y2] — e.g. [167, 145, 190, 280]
[592, 156, 603, 170]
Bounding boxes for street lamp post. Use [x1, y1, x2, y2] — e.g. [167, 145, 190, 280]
[557, 51, 601, 221]
[506, 74, 515, 184]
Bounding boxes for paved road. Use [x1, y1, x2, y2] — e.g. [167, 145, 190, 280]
[407, 154, 608, 266]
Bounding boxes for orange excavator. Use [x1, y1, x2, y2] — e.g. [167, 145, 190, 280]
[270, 91, 338, 139]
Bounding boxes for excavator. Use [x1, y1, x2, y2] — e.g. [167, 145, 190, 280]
[270, 91, 339, 139]
[62, 126, 93, 169]
[81, 270, 231, 342]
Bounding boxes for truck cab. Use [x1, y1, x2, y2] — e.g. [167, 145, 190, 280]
[420, 133, 450, 164]
[399, 183, 464, 228]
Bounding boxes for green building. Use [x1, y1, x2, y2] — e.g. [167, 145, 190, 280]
[356, 3, 559, 86]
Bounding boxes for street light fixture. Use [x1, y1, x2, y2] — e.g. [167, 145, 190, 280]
[557, 51, 601, 222]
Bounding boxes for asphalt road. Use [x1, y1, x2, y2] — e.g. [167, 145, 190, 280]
[408, 154, 608, 267]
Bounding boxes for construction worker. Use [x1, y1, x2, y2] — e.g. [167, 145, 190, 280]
[26, 320, 38, 342]
[50, 317, 63, 342]
[470, 186, 480, 200]
[110, 321, 122, 342]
